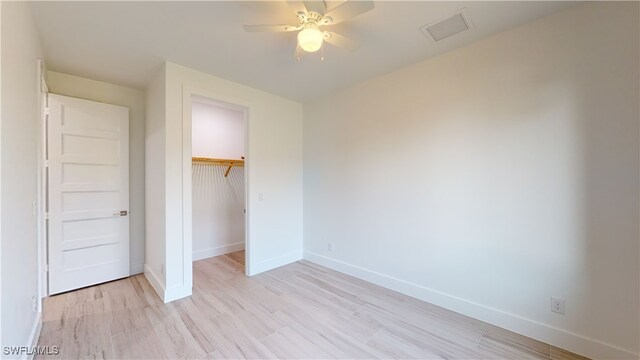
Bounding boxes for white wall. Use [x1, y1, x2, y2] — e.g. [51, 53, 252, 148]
[0, 0, 3, 349]
[192, 100, 245, 160]
[192, 100, 246, 261]
[144, 64, 167, 298]
[144, 61, 303, 301]
[1, 1, 44, 355]
[145, 62, 302, 301]
[192, 164, 245, 260]
[46, 71, 146, 274]
[303, 2, 639, 359]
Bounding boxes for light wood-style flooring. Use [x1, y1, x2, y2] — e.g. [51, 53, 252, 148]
[37, 251, 588, 359]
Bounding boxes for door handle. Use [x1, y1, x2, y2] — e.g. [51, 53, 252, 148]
[114, 210, 128, 216]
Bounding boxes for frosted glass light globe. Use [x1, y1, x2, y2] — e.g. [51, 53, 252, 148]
[298, 24, 323, 52]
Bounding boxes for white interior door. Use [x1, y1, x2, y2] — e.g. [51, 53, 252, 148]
[48, 94, 129, 295]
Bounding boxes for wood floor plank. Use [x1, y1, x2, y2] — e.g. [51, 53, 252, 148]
[144, 301, 178, 327]
[277, 296, 379, 344]
[260, 326, 336, 359]
[172, 291, 225, 322]
[174, 304, 218, 355]
[297, 260, 408, 300]
[271, 305, 384, 359]
[356, 295, 484, 351]
[38, 251, 590, 360]
[62, 297, 108, 320]
[130, 274, 164, 308]
[550, 346, 591, 360]
[480, 326, 551, 358]
[477, 332, 550, 359]
[109, 307, 152, 336]
[79, 347, 114, 360]
[253, 272, 299, 295]
[354, 304, 482, 359]
[227, 276, 288, 314]
[193, 312, 277, 359]
[366, 328, 445, 359]
[111, 325, 167, 360]
[152, 310, 213, 359]
[34, 320, 64, 360]
[42, 297, 66, 322]
[58, 313, 113, 359]
[225, 305, 287, 341]
[225, 250, 245, 266]
[101, 277, 144, 312]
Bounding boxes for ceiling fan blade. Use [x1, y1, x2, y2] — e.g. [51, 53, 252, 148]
[303, 0, 326, 14]
[322, 0, 374, 24]
[324, 31, 358, 51]
[243, 24, 298, 32]
[286, 0, 308, 16]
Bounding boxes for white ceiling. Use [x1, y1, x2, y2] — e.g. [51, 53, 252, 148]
[30, 1, 577, 102]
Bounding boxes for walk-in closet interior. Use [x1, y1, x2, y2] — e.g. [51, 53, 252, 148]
[191, 96, 246, 274]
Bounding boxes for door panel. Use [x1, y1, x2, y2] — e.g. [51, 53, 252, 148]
[48, 94, 129, 295]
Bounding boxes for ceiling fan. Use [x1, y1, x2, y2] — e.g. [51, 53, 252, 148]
[243, 0, 374, 58]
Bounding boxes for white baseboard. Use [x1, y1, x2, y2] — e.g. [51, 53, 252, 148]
[249, 249, 303, 276]
[144, 264, 191, 303]
[25, 312, 42, 360]
[144, 264, 165, 301]
[130, 263, 144, 275]
[163, 285, 192, 303]
[193, 242, 245, 261]
[303, 251, 638, 360]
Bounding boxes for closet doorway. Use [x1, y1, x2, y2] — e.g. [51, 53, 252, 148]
[190, 96, 247, 276]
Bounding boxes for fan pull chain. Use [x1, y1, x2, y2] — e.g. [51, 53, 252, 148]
[321, 42, 324, 62]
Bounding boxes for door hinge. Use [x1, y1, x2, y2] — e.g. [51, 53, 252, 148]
[44, 160, 49, 168]
[44, 264, 49, 272]
[44, 212, 49, 220]
[44, 107, 50, 116]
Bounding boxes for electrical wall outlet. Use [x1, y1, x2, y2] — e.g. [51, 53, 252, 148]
[31, 296, 37, 312]
[551, 297, 565, 315]
[327, 242, 333, 252]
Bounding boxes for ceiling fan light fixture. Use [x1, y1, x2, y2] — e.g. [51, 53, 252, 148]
[297, 23, 323, 52]
[243, 0, 374, 57]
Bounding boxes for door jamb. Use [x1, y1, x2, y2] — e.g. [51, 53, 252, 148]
[37, 59, 49, 303]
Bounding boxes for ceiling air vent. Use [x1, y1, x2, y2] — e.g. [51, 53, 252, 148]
[420, 9, 473, 43]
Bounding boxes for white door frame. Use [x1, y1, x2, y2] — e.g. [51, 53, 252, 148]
[182, 86, 252, 275]
[37, 59, 48, 301]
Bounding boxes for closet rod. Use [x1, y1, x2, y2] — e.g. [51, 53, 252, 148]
[192, 157, 244, 177]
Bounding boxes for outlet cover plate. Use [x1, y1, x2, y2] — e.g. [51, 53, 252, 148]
[551, 297, 565, 315]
